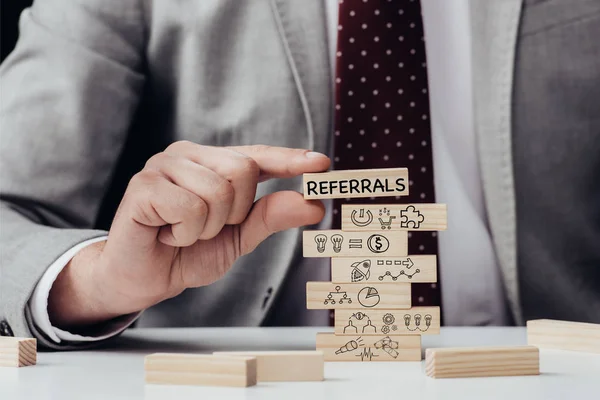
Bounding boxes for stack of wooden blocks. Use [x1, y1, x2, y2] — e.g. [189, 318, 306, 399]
[303, 168, 446, 362]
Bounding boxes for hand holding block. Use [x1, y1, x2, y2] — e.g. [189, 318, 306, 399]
[303, 168, 408, 199]
[0, 337, 36, 367]
[316, 333, 421, 362]
[335, 307, 440, 336]
[425, 346, 540, 378]
[303, 230, 407, 257]
[213, 351, 323, 382]
[145, 353, 257, 387]
[331, 255, 437, 283]
[307, 282, 411, 309]
[341, 204, 447, 231]
[527, 319, 600, 353]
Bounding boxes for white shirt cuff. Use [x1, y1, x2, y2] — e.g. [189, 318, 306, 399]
[29, 236, 140, 343]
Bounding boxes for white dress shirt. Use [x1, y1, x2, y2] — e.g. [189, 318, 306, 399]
[29, 0, 509, 344]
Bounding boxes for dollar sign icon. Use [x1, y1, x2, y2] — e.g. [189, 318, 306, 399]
[367, 234, 389, 254]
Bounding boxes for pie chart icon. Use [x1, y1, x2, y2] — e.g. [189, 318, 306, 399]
[358, 287, 381, 308]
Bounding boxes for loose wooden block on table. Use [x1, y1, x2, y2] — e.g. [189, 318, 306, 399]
[303, 230, 407, 258]
[341, 203, 447, 231]
[307, 282, 411, 310]
[0, 337, 36, 367]
[425, 346, 540, 378]
[527, 319, 600, 353]
[316, 333, 421, 362]
[334, 307, 440, 336]
[303, 168, 408, 199]
[145, 353, 257, 387]
[331, 255, 437, 283]
[213, 351, 323, 382]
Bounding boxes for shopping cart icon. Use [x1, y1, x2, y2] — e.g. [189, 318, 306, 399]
[378, 215, 396, 230]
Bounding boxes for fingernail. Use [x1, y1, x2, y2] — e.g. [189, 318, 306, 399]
[305, 151, 328, 159]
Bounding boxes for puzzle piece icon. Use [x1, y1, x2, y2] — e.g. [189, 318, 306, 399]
[400, 205, 425, 229]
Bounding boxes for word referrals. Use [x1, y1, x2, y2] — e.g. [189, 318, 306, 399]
[306, 177, 407, 198]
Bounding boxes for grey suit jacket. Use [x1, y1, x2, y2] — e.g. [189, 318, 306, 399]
[1, 0, 599, 349]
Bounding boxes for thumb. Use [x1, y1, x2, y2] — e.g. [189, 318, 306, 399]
[239, 191, 325, 255]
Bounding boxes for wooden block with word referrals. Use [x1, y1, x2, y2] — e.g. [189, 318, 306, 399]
[316, 333, 421, 362]
[341, 204, 447, 231]
[425, 346, 540, 378]
[145, 353, 257, 387]
[335, 307, 440, 336]
[527, 319, 600, 353]
[213, 351, 323, 382]
[303, 168, 408, 199]
[303, 230, 407, 258]
[0, 337, 36, 367]
[331, 255, 437, 283]
[306, 282, 411, 310]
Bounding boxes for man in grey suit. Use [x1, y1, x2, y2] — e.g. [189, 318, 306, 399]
[1, 0, 599, 350]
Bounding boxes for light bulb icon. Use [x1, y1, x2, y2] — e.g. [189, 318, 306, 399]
[315, 234, 327, 253]
[403, 314, 411, 327]
[331, 234, 344, 253]
[414, 314, 422, 327]
[425, 314, 432, 327]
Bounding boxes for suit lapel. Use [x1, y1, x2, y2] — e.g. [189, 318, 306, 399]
[269, 0, 332, 153]
[470, 0, 524, 324]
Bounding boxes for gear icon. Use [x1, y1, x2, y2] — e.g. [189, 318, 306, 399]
[382, 313, 395, 325]
[381, 325, 390, 334]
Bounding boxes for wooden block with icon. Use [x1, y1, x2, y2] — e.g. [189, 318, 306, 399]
[334, 307, 441, 336]
[144, 353, 257, 387]
[306, 282, 411, 310]
[331, 255, 437, 283]
[425, 346, 540, 378]
[341, 203, 447, 231]
[303, 167, 408, 199]
[0, 337, 37, 368]
[303, 230, 408, 257]
[213, 351, 324, 382]
[316, 332, 421, 362]
[527, 319, 600, 353]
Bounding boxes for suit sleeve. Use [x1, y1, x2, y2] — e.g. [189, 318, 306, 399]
[0, 0, 146, 349]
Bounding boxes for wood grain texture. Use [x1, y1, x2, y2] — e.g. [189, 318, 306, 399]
[0, 337, 36, 367]
[527, 319, 600, 353]
[303, 168, 409, 199]
[307, 282, 411, 309]
[213, 351, 323, 382]
[341, 204, 447, 231]
[145, 353, 257, 387]
[425, 346, 540, 378]
[334, 307, 440, 336]
[331, 255, 437, 283]
[303, 230, 408, 258]
[316, 333, 421, 362]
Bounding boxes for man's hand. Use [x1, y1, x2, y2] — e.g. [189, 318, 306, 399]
[48, 142, 330, 329]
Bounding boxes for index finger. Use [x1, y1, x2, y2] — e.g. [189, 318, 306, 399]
[228, 145, 331, 181]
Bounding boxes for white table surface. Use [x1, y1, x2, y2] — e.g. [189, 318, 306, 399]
[1, 327, 598, 400]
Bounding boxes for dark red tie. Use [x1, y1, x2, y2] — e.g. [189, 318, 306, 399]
[332, 0, 441, 310]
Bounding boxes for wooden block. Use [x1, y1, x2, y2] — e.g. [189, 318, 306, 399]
[212, 351, 323, 382]
[527, 319, 600, 353]
[425, 346, 540, 378]
[303, 230, 407, 258]
[303, 168, 408, 199]
[334, 307, 440, 336]
[316, 333, 421, 362]
[331, 255, 437, 283]
[145, 353, 257, 387]
[307, 282, 410, 309]
[0, 337, 36, 368]
[341, 203, 447, 231]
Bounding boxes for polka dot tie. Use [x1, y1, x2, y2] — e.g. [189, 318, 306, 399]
[331, 0, 442, 316]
